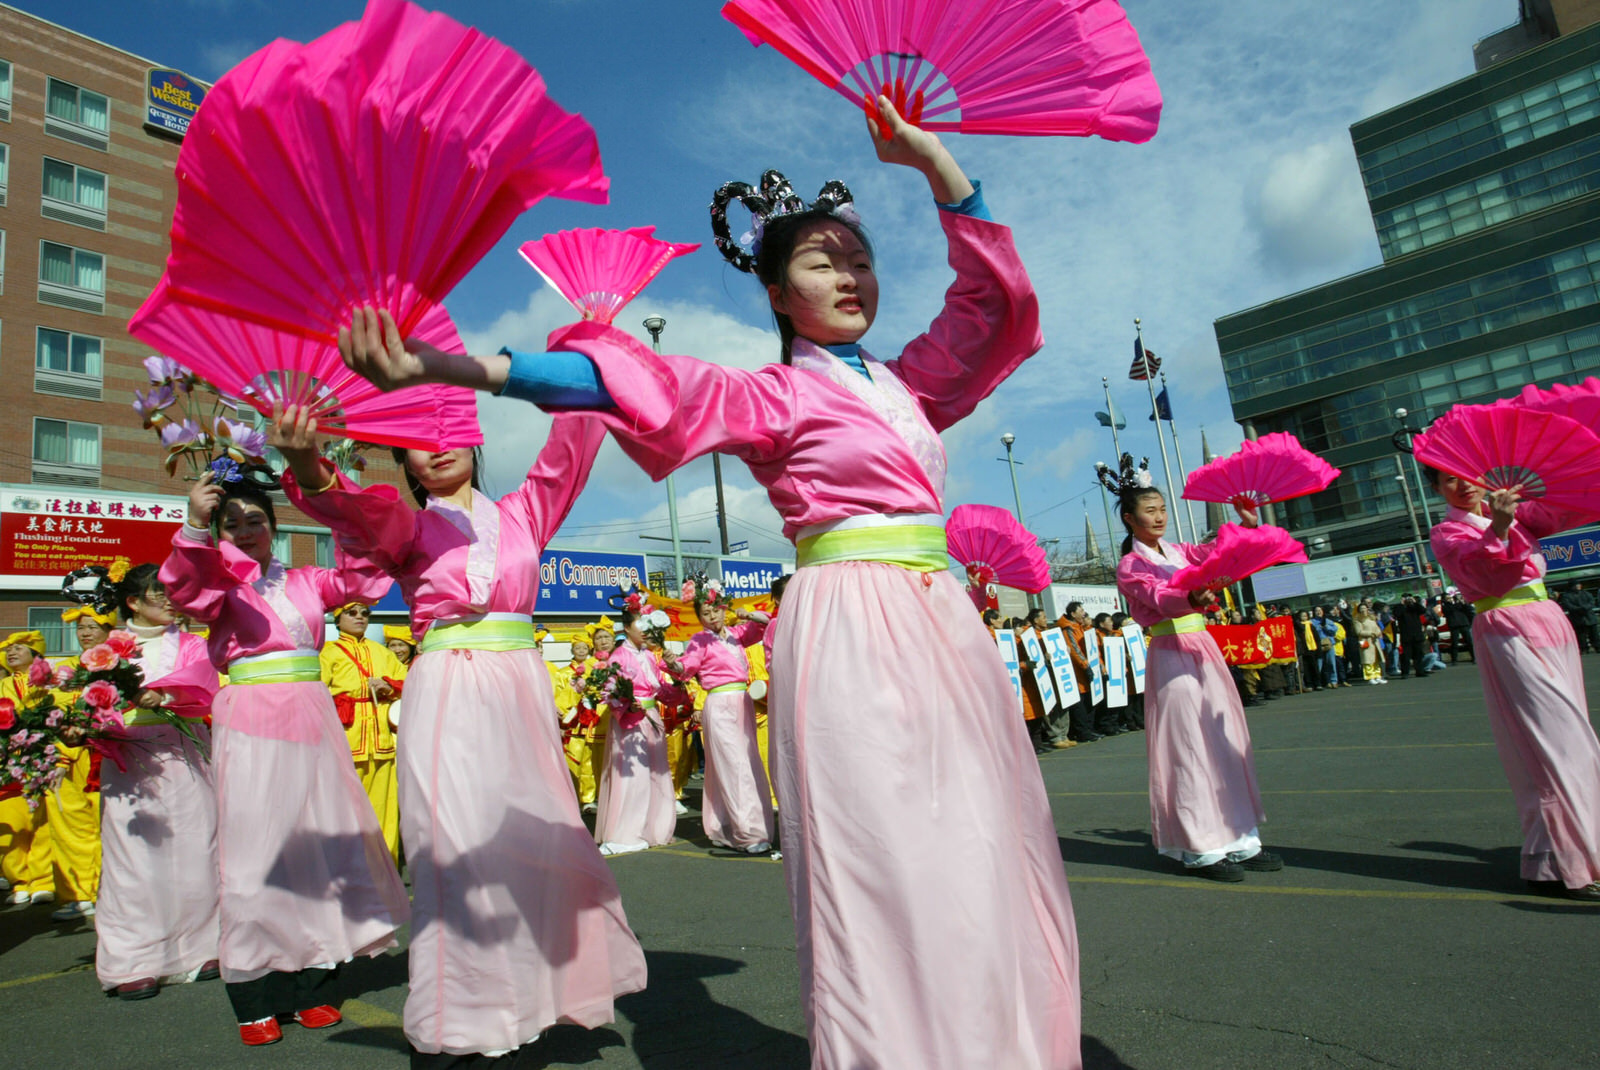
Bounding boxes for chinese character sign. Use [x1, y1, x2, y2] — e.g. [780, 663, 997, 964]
[1103, 636, 1128, 708]
[1204, 617, 1298, 667]
[1122, 623, 1147, 694]
[1, 489, 187, 579]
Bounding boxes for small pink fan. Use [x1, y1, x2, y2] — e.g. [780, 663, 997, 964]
[1413, 404, 1600, 513]
[129, 280, 482, 451]
[1170, 524, 1308, 593]
[161, 0, 608, 347]
[946, 504, 1051, 594]
[1508, 377, 1600, 430]
[1183, 432, 1340, 508]
[720, 0, 1162, 141]
[519, 227, 700, 324]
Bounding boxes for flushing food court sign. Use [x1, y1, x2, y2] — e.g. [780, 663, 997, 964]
[145, 68, 206, 138]
[0, 486, 187, 589]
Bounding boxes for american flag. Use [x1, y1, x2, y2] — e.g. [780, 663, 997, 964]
[1129, 337, 1161, 381]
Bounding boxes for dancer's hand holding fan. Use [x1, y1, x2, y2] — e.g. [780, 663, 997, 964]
[1412, 404, 1600, 517]
[1183, 432, 1340, 509]
[158, 0, 608, 348]
[946, 504, 1051, 594]
[519, 228, 700, 324]
[1168, 524, 1308, 594]
[721, 0, 1162, 140]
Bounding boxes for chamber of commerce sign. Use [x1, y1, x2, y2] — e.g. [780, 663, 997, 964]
[0, 487, 187, 582]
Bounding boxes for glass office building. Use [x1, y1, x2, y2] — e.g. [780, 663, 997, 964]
[1215, 13, 1600, 557]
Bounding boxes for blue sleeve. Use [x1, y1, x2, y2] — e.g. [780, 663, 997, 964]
[496, 348, 614, 407]
[935, 179, 993, 222]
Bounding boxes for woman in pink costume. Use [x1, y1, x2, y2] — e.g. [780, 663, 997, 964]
[593, 609, 677, 856]
[93, 563, 222, 1000]
[1107, 460, 1283, 883]
[1426, 469, 1600, 900]
[337, 95, 1081, 1070]
[664, 580, 774, 854]
[160, 465, 409, 1047]
[275, 412, 647, 1066]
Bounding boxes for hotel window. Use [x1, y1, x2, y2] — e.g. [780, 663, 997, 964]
[32, 417, 101, 487]
[44, 77, 109, 151]
[0, 59, 11, 122]
[0, 142, 8, 206]
[38, 240, 105, 314]
[0, 229, 6, 294]
[26, 609, 73, 657]
[42, 157, 107, 230]
[35, 326, 104, 401]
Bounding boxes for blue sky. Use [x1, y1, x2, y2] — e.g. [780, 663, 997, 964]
[56, 0, 1514, 563]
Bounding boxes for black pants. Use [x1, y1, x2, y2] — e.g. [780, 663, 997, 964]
[1122, 691, 1145, 730]
[1093, 698, 1122, 735]
[1449, 627, 1475, 662]
[225, 966, 336, 1024]
[1300, 653, 1321, 688]
[1575, 621, 1600, 653]
[1399, 638, 1428, 677]
[1066, 694, 1097, 739]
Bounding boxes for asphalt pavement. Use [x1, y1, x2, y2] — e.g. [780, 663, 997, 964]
[3, 658, 1598, 1069]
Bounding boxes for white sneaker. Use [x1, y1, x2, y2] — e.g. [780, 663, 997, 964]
[51, 900, 95, 922]
[6, 889, 31, 906]
[674, 800, 689, 816]
[597, 841, 647, 857]
[29, 889, 55, 905]
[581, 803, 598, 815]
[0, 876, 10, 892]
[746, 842, 772, 855]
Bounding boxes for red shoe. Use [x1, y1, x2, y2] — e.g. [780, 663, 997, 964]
[196, 960, 220, 982]
[239, 1018, 283, 1046]
[293, 1004, 342, 1029]
[115, 977, 159, 1001]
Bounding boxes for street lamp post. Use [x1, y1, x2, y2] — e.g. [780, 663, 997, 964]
[643, 316, 684, 585]
[1393, 408, 1435, 530]
[1000, 432, 1040, 609]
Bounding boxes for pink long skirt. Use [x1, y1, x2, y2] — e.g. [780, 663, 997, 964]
[1475, 600, 1600, 889]
[400, 647, 646, 1057]
[95, 727, 220, 988]
[773, 562, 1080, 1070]
[1145, 634, 1265, 861]
[700, 689, 775, 849]
[594, 710, 676, 850]
[211, 680, 408, 983]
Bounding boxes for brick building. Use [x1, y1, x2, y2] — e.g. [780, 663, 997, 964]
[0, 4, 410, 652]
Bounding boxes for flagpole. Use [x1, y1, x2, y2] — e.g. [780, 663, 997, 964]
[1136, 319, 1188, 543]
[1100, 376, 1123, 458]
[1160, 371, 1201, 541]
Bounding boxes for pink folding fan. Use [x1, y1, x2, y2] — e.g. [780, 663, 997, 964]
[1507, 377, 1600, 430]
[129, 280, 482, 451]
[519, 227, 700, 324]
[1413, 403, 1600, 513]
[946, 504, 1051, 593]
[720, 0, 1162, 140]
[1170, 524, 1308, 593]
[159, 0, 608, 348]
[1183, 432, 1341, 509]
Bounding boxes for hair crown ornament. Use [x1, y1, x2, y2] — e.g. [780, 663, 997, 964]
[710, 169, 858, 273]
[680, 571, 729, 609]
[1095, 453, 1155, 497]
[61, 564, 122, 614]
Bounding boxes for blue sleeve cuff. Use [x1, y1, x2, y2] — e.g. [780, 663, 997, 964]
[496, 348, 614, 407]
[935, 180, 992, 222]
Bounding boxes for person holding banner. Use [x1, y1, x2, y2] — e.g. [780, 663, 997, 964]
[1058, 604, 1103, 743]
[1091, 614, 1128, 737]
[1018, 609, 1073, 752]
[1425, 470, 1600, 901]
[1113, 613, 1147, 731]
[1105, 462, 1281, 883]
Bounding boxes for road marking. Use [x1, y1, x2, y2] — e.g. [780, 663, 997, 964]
[0, 962, 94, 990]
[340, 997, 403, 1028]
[614, 846, 782, 864]
[1065, 874, 1598, 905]
[1050, 788, 1509, 797]
[1256, 742, 1495, 753]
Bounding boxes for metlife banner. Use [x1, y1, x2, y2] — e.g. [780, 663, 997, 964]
[718, 558, 793, 596]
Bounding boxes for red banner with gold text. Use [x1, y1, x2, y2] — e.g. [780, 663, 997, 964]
[1206, 616, 1297, 667]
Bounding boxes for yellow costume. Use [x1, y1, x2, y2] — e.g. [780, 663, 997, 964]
[746, 641, 778, 809]
[563, 655, 607, 806]
[319, 631, 405, 861]
[1, 635, 58, 898]
[43, 649, 103, 906]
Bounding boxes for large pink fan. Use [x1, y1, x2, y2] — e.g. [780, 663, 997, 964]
[160, 0, 608, 347]
[946, 504, 1051, 593]
[1183, 432, 1341, 508]
[129, 280, 481, 451]
[1508, 377, 1600, 430]
[519, 227, 700, 324]
[1413, 404, 1600, 513]
[720, 0, 1162, 141]
[1170, 524, 1308, 593]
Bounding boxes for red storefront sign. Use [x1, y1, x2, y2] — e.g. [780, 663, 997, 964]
[0, 488, 185, 579]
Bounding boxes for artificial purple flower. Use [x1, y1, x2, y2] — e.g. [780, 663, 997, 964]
[160, 419, 202, 448]
[132, 383, 177, 422]
[143, 355, 184, 384]
[218, 418, 267, 460]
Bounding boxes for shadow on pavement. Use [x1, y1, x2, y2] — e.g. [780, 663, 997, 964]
[617, 949, 809, 1068]
[1085, 1033, 1140, 1069]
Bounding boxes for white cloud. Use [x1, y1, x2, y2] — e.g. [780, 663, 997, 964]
[1251, 137, 1376, 271]
[197, 40, 259, 80]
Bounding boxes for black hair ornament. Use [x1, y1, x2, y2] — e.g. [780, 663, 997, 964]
[61, 565, 118, 614]
[1095, 453, 1155, 497]
[710, 169, 858, 273]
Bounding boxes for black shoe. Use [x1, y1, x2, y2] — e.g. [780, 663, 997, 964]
[1527, 879, 1600, 902]
[1070, 731, 1104, 743]
[1190, 859, 1245, 882]
[1238, 850, 1283, 872]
